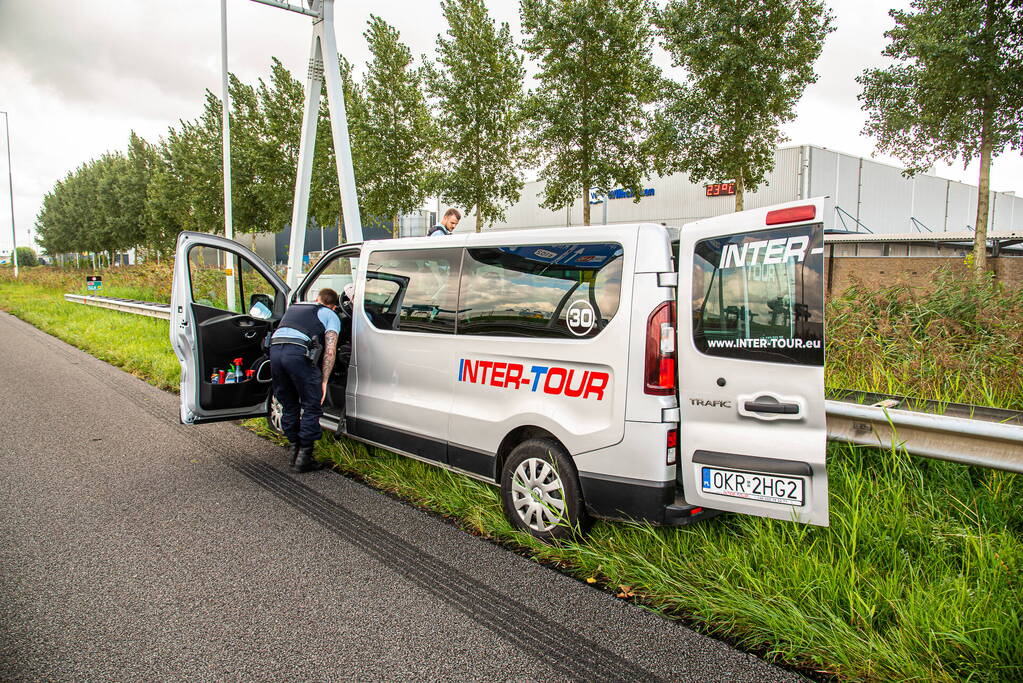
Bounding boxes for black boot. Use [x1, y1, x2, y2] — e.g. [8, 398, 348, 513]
[288, 441, 300, 467]
[293, 443, 324, 473]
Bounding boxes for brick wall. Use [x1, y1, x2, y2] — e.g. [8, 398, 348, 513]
[825, 257, 1023, 297]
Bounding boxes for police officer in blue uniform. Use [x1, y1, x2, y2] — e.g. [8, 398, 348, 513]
[269, 288, 342, 472]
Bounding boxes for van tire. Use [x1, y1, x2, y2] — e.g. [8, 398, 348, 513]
[500, 439, 591, 542]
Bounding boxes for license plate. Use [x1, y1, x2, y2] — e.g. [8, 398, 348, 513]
[701, 467, 804, 506]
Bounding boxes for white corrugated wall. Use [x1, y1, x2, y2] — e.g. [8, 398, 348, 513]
[481, 145, 1019, 234]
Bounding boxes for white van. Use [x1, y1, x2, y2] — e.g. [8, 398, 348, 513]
[170, 198, 829, 540]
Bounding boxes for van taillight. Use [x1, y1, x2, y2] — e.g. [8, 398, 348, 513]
[666, 428, 678, 465]
[645, 301, 676, 395]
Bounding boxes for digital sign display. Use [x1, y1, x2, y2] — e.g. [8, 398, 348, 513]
[705, 182, 736, 197]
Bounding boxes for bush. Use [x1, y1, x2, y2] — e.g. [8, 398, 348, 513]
[3, 246, 38, 267]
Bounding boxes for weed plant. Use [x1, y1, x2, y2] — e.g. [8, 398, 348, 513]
[244, 424, 1020, 682]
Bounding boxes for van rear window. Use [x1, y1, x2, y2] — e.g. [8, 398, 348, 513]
[457, 243, 623, 339]
[692, 224, 824, 366]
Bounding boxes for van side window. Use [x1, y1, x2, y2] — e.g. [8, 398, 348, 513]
[364, 249, 460, 334]
[692, 224, 824, 366]
[187, 245, 277, 315]
[457, 243, 623, 338]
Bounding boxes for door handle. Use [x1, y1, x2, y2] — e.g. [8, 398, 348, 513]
[744, 400, 799, 415]
[243, 331, 258, 339]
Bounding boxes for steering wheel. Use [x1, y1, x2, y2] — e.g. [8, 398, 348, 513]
[339, 283, 355, 319]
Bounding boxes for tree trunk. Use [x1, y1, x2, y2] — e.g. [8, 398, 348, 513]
[338, 215, 344, 245]
[973, 111, 993, 274]
[392, 213, 399, 239]
[583, 187, 591, 226]
[735, 168, 745, 212]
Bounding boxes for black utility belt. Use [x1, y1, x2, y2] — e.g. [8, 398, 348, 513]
[270, 339, 310, 348]
[270, 337, 322, 363]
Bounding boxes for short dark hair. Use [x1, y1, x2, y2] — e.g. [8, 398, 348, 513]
[317, 288, 339, 307]
[443, 208, 461, 220]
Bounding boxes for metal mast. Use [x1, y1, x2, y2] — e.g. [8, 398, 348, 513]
[220, 0, 236, 310]
[249, 0, 363, 288]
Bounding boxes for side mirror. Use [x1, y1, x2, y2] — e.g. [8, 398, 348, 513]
[249, 293, 274, 320]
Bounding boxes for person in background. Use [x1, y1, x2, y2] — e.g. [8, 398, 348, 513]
[428, 208, 461, 236]
[268, 288, 341, 472]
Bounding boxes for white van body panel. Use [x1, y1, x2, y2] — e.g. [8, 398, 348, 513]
[573, 420, 676, 483]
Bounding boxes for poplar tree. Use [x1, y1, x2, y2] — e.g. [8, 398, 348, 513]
[654, 0, 833, 212]
[428, 0, 529, 231]
[257, 58, 304, 236]
[520, 0, 661, 226]
[145, 130, 189, 257]
[858, 0, 1023, 274]
[361, 15, 434, 237]
[124, 132, 158, 251]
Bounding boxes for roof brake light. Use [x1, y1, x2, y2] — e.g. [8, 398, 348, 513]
[766, 205, 816, 225]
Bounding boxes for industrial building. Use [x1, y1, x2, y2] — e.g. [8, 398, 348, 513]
[449, 145, 1023, 235]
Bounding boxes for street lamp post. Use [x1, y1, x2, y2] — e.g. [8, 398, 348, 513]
[1, 111, 17, 278]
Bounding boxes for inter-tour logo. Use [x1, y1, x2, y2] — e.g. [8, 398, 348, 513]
[458, 358, 609, 401]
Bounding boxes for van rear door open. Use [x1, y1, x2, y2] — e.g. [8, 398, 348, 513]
[676, 199, 830, 526]
[170, 232, 290, 425]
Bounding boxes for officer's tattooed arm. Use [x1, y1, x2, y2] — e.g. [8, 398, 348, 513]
[321, 331, 338, 379]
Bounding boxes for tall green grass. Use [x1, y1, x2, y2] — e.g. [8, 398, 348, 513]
[826, 269, 1023, 410]
[2, 266, 1021, 680]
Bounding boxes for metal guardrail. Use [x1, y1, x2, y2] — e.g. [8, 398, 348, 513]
[826, 397, 1023, 474]
[63, 293, 1023, 473]
[63, 294, 171, 319]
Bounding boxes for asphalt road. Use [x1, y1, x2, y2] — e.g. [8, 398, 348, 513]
[0, 310, 802, 682]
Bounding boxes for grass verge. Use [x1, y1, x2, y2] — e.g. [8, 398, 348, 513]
[0, 281, 179, 390]
[2, 270, 1021, 680]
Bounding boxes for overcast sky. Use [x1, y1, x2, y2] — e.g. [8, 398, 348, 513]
[1, 0, 1021, 252]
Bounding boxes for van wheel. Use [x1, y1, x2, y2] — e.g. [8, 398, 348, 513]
[501, 439, 591, 542]
[268, 395, 284, 435]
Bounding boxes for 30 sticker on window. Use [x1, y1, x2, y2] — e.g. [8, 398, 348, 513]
[566, 300, 596, 336]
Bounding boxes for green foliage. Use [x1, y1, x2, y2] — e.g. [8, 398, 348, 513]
[360, 15, 435, 236]
[858, 0, 1023, 174]
[427, 0, 529, 231]
[13, 246, 37, 267]
[255, 58, 303, 237]
[857, 0, 1023, 270]
[826, 268, 1023, 409]
[520, 0, 661, 225]
[280, 432, 1021, 682]
[654, 0, 833, 211]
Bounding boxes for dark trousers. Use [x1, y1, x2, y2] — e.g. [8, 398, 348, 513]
[269, 343, 323, 445]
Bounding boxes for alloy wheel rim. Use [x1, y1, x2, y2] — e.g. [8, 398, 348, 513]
[511, 457, 567, 532]
[269, 396, 283, 433]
